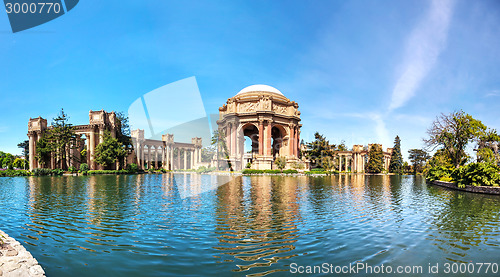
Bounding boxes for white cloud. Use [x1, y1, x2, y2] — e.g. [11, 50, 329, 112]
[388, 0, 455, 111]
[485, 90, 500, 97]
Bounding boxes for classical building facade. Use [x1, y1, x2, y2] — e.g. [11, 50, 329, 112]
[28, 110, 121, 170]
[27, 109, 203, 171]
[336, 144, 393, 173]
[131, 129, 202, 170]
[217, 85, 303, 170]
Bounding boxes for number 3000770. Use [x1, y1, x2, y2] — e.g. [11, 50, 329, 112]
[5, 2, 62, 14]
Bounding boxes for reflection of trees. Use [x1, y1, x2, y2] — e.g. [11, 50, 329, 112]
[214, 176, 301, 275]
[428, 189, 500, 255]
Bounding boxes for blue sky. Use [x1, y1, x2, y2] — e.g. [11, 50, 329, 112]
[1, 0, 500, 160]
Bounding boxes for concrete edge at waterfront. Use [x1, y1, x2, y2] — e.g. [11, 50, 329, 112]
[0, 230, 45, 277]
[429, 180, 500, 195]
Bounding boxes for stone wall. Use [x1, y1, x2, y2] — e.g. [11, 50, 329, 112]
[429, 180, 500, 195]
[0, 230, 45, 277]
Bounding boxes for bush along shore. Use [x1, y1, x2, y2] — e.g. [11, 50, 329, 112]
[425, 162, 500, 194]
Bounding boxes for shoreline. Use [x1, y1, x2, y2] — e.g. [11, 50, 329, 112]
[428, 180, 500, 195]
[0, 230, 45, 276]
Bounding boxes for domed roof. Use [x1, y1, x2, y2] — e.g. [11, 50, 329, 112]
[236, 84, 284, 97]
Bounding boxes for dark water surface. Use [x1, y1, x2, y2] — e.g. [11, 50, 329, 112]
[0, 174, 499, 276]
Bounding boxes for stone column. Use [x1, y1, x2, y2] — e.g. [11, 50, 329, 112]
[226, 125, 232, 157]
[136, 142, 141, 168]
[266, 121, 272, 156]
[183, 149, 187, 169]
[233, 124, 238, 158]
[198, 147, 201, 164]
[177, 148, 180, 170]
[155, 147, 158, 169]
[147, 145, 151, 169]
[89, 129, 95, 170]
[141, 144, 145, 170]
[289, 125, 294, 157]
[166, 146, 170, 170]
[191, 150, 194, 169]
[291, 127, 296, 157]
[29, 133, 35, 170]
[99, 127, 104, 144]
[170, 146, 174, 170]
[162, 147, 165, 169]
[339, 155, 342, 172]
[258, 120, 264, 155]
[297, 129, 300, 158]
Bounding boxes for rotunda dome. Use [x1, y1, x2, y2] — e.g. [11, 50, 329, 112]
[236, 84, 284, 97]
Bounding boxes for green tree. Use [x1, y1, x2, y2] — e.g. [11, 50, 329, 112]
[274, 156, 287, 172]
[212, 129, 232, 171]
[94, 130, 127, 169]
[337, 140, 348, 151]
[46, 109, 77, 170]
[17, 140, 29, 161]
[367, 144, 384, 173]
[408, 149, 430, 174]
[424, 110, 486, 168]
[476, 129, 500, 164]
[35, 135, 51, 168]
[389, 136, 403, 174]
[321, 156, 336, 172]
[116, 112, 132, 150]
[304, 132, 335, 168]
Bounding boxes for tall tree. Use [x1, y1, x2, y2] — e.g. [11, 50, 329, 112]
[47, 109, 76, 170]
[389, 136, 403, 174]
[94, 130, 127, 169]
[408, 149, 430, 174]
[367, 144, 384, 173]
[17, 140, 29, 160]
[212, 129, 232, 171]
[35, 135, 51, 168]
[304, 132, 335, 168]
[116, 112, 132, 151]
[476, 129, 500, 164]
[424, 110, 486, 168]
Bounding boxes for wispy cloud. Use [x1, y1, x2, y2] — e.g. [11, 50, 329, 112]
[388, 0, 455, 111]
[485, 90, 500, 97]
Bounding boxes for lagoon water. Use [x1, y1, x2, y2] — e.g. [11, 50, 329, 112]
[0, 174, 499, 276]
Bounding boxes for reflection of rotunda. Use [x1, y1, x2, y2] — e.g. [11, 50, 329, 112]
[217, 85, 302, 170]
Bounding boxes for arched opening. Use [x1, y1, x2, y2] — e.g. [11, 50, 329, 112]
[271, 125, 286, 160]
[241, 123, 259, 168]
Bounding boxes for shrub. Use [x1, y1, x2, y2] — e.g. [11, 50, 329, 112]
[305, 170, 329, 175]
[424, 166, 453, 182]
[52, 169, 64, 175]
[246, 162, 252, 169]
[87, 170, 129, 175]
[241, 169, 263, 174]
[32, 168, 53, 176]
[282, 169, 298, 174]
[263, 169, 281, 174]
[453, 162, 500, 188]
[311, 168, 325, 172]
[79, 163, 89, 173]
[126, 163, 139, 173]
[0, 169, 32, 177]
[68, 166, 77, 173]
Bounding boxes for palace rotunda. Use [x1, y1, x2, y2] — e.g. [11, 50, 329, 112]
[217, 85, 303, 170]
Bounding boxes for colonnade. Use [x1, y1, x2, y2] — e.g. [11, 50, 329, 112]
[131, 129, 202, 171]
[223, 119, 301, 170]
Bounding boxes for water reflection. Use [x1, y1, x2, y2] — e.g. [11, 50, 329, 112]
[214, 176, 301, 276]
[0, 174, 499, 276]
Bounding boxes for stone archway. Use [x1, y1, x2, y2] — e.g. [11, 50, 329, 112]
[217, 84, 302, 170]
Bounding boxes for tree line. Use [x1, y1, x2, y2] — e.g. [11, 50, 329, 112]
[302, 132, 430, 174]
